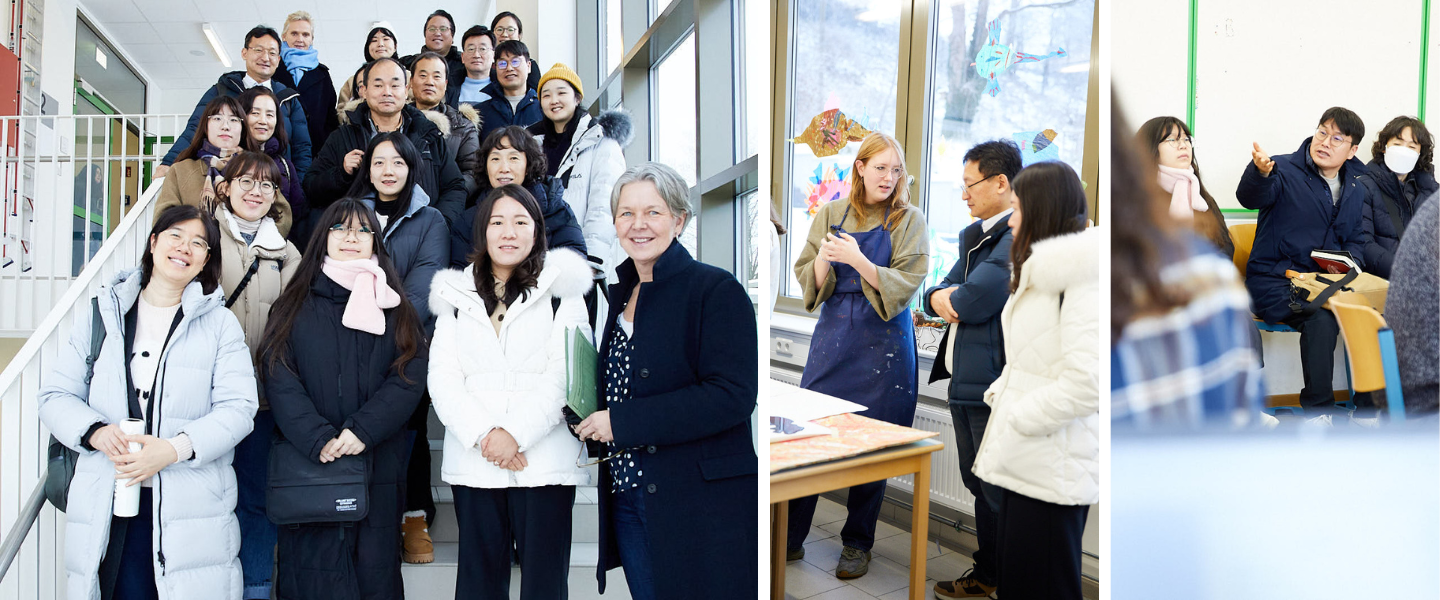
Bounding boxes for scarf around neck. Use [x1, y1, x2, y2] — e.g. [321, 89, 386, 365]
[321, 257, 402, 335]
[1157, 164, 1208, 220]
[281, 44, 320, 84]
[198, 141, 238, 213]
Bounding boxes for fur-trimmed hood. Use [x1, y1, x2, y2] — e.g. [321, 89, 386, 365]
[591, 110, 634, 146]
[1019, 226, 1099, 295]
[429, 248, 593, 317]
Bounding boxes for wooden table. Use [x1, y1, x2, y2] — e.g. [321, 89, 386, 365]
[769, 438, 944, 600]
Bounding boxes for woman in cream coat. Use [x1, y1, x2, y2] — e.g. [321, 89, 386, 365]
[428, 184, 593, 599]
[972, 161, 1098, 600]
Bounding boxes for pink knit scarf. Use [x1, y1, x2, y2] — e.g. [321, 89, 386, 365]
[1157, 164, 1209, 220]
[321, 257, 402, 335]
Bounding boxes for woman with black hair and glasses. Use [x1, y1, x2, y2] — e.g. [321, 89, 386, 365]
[258, 199, 427, 599]
[429, 184, 594, 599]
[1136, 116, 1233, 259]
[39, 204, 258, 600]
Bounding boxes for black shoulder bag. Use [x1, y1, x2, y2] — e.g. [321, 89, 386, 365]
[266, 437, 371, 525]
[44, 297, 106, 512]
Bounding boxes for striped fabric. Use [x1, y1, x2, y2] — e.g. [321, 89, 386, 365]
[1112, 244, 1265, 429]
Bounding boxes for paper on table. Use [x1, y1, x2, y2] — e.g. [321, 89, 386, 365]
[769, 416, 834, 444]
[769, 379, 868, 422]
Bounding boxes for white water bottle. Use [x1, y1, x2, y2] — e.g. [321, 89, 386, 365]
[113, 418, 145, 517]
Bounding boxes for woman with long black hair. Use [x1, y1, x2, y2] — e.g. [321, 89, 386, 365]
[1135, 116, 1233, 259]
[972, 161, 1098, 600]
[238, 86, 309, 248]
[257, 198, 427, 599]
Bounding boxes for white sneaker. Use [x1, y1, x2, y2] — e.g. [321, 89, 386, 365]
[1351, 415, 1381, 429]
[1304, 414, 1334, 428]
[1258, 413, 1281, 429]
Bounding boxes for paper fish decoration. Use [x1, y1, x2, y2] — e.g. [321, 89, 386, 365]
[1013, 129, 1061, 166]
[792, 108, 872, 157]
[974, 20, 1066, 97]
[804, 162, 852, 216]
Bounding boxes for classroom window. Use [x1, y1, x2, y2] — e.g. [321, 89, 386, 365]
[781, 0, 902, 298]
[917, 0, 1096, 309]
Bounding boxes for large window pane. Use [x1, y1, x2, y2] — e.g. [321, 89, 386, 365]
[653, 33, 698, 253]
[782, 0, 901, 298]
[606, 0, 624, 75]
[741, 0, 766, 159]
[919, 0, 1094, 304]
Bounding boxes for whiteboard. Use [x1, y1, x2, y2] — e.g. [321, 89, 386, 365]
[1114, 0, 1429, 210]
[1194, 0, 1424, 209]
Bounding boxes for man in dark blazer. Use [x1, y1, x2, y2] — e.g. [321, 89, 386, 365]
[922, 140, 1018, 599]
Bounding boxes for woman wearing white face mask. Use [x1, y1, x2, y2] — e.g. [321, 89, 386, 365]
[1361, 116, 1436, 278]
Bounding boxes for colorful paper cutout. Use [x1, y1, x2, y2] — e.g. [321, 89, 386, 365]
[1013, 129, 1061, 165]
[804, 162, 852, 216]
[792, 108, 872, 157]
[974, 19, 1066, 97]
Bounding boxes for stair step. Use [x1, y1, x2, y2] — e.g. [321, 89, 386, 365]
[401, 542, 632, 600]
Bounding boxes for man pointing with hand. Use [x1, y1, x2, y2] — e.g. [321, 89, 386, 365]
[1236, 107, 1371, 423]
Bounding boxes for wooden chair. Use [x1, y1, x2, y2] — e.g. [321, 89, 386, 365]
[1329, 292, 1406, 421]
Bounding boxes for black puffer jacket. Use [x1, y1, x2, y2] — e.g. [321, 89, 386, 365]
[448, 177, 587, 268]
[303, 101, 467, 226]
[922, 218, 1013, 404]
[1360, 159, 1436, 278]
[264, 274, 427, 599]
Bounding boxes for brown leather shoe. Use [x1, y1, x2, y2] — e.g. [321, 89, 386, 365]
[401, 515, 434, 563]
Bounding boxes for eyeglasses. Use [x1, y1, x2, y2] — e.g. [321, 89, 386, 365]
[575, 443, 641, 468]
[208, 115, 243, 128]
[245, 46, 279, 58]
[231, 176, 276, 197]
[1161, 136, 1194, 149]
[425, 26, 452, 34]
[463, 45, 492, 56]
[493, 26, 519, 35]
[1314, 128, 1352, 148]
[160, 229, 210, 254]
[871, 164, 904, 178]
[965, 173, 997, 189]
[496, 58, 526, 70]
[328, 224, 375, 239]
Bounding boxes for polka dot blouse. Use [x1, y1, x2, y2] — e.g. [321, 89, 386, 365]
[604, 325, 643, 493]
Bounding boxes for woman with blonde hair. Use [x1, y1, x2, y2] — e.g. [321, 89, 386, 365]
[786, 132, 930, 578]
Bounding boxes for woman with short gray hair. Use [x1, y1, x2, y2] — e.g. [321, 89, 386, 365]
[572, 162, 758, 599]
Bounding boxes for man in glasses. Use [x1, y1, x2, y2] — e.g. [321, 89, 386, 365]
[410, 52, 483, 197]
[159, 25, 312, 179]
[450, 26, 500, 109]
[920, 140, 1020, 599]
[1239, 107, 1372, 423]
[400, 9, 466, 84]
[488, 11, 541, 92]
[477, 40, 543, 141]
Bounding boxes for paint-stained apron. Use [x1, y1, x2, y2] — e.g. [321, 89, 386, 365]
[800, 206, 918, 426]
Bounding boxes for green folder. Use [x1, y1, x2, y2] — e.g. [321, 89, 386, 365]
[566, 326, 599, 419]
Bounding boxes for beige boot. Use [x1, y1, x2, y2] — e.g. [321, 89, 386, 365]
[401, 515, 434, 563]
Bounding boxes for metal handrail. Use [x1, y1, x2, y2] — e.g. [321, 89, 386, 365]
[0, 467, 46, 580]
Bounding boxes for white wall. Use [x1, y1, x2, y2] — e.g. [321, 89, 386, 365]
[1114, 0, 1435, 209]
[498, 0, 576, 75]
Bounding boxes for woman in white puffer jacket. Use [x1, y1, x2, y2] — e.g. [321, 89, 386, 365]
[427, 184, 593, 599]
[971, 161, 1098, 600]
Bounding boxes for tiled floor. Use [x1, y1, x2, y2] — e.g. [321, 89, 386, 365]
[784, 498, 979, 600]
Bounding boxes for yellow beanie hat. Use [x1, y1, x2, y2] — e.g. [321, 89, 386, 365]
[538, 63, 584, 98]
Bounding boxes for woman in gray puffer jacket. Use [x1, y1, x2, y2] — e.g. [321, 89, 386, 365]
[38, 204, 258, 600]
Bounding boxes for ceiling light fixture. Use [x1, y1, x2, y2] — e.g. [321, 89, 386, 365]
[201, 23, 231, 68]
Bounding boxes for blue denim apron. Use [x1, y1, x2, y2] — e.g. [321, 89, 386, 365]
[799, 205, 918, 426]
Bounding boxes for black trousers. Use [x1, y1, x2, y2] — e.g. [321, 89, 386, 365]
[995, 488, 1088, 600]
[1280, 310, 1373, 414]
[949, 402, 1002, 585]
[274, 519, 402, 600]
[452, 485, 576, 600]
[100, 487, 158, 600]
[405, 394, 437, 523]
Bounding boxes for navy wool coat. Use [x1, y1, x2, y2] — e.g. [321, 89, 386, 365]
[1236, 137, 1369, 323]
[594, 241, 759, 598]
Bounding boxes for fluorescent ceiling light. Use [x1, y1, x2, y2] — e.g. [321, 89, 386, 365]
[202, 23, 231, 68]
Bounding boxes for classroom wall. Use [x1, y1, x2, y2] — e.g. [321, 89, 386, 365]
[1115, 0, 1440, 210]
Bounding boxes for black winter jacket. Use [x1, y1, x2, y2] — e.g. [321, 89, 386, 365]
[448, 177, 587, 268]
[922, 218, 1012, 404]
[273, 60, 341, 160]
[594, 241, 758, 598]
[1236, 137, 1369, 323]
[303, 102, 467, 226]
[1360, 159, 1436, 278]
